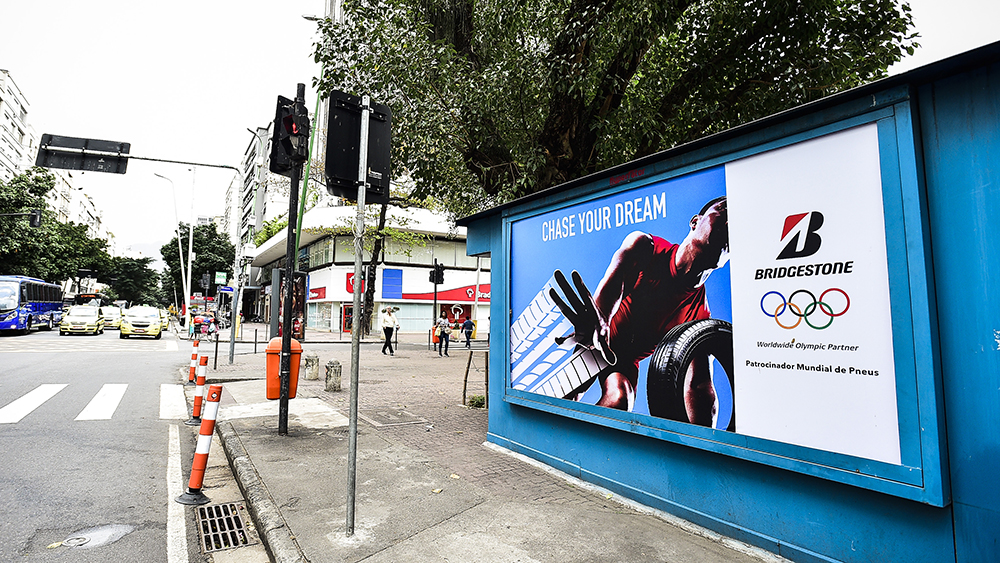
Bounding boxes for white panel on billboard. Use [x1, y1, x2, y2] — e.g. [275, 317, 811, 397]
[726, 123, 900, 464]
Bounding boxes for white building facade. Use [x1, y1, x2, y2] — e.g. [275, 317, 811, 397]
[252, 206, 490, 336]
[0, 69, 39, 182]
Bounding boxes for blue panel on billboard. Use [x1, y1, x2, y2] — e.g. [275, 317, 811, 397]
[510, 166, 732, 427]
[382, 268, 403, 299]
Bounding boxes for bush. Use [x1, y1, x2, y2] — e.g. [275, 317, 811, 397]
[467, 395, 486, 409]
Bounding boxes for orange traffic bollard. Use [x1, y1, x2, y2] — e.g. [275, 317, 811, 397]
[176, 384, 223, 506]
[187, 339, 200, 385]
[185, 356, 209, 426]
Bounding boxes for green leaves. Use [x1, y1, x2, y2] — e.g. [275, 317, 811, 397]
[314, 0, 916, 217]
[159, 223, 235, 300]
[0, 168, 112, 283]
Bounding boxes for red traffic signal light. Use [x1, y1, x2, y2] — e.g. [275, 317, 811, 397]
[269, 94, 311, 177]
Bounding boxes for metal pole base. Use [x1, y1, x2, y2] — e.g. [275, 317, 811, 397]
[184, 417, 202, 427]
[185, 380, 196, 386]
[175, 488, 210, 505]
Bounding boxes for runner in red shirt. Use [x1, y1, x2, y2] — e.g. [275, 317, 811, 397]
[551, 196, 729, 424]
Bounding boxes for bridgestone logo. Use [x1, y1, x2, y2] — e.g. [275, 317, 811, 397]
[755, 261, 853, 279]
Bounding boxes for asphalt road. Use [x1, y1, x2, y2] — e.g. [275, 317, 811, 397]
[0, 325, 211, 562]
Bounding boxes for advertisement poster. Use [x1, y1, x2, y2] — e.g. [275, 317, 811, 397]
[279, 272, 307, 340]
[510, 167, 735, 430]
[510, 123, 900, 464]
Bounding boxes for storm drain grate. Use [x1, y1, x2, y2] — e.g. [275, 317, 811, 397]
[196, 502, 257, 553]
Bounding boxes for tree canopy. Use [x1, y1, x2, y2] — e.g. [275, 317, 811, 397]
[314, 0, 917, 218]
[105, 256, 167, 306]
[0, 168, 112, 284]
[160, 223, 236, 300]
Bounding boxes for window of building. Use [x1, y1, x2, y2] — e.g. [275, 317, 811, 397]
[333, 235, 374, 264]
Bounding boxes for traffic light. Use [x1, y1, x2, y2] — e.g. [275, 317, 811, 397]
[29, 209, 41, 228]
[269, 94, 311, 177]
[430, 263, 445, 284]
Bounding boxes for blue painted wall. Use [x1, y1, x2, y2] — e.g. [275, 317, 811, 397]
[469, 51, 1000, 563]
[919, 63, 1000, 563]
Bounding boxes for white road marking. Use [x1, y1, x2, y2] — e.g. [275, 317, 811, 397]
[166, 424, 188, 563]
[160, 384, 189, 420]
[75, 384, 128, 420]
[0, 384, 68, 423]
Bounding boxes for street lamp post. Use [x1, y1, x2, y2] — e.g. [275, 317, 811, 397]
[155, 172, 193, 329]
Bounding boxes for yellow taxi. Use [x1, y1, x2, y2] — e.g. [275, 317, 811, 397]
[104, 306, 123, 329]
[59, 306, 105, 335]
[120, 306, 163, 339]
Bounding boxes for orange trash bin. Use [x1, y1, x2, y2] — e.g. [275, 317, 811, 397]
[266, 337, 302, 400]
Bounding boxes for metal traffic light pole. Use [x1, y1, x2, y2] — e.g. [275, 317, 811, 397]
[0, 210, 42, 228]
[432, 258, 440, 326]
[346, 94, 371, 538]
[278, 84, 310, 436]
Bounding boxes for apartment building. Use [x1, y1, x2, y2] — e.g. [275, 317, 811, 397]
[0, 69, 39, 182]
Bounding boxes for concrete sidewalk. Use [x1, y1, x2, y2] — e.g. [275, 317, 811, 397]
[188, 332, 785, 563]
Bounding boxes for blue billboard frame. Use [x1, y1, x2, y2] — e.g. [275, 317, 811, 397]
[499, 88, 948, 506]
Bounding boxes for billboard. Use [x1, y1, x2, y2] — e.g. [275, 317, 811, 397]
[509, 123, 900, 464]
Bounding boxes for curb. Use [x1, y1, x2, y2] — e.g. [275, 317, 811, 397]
[216, 421, 308, 563]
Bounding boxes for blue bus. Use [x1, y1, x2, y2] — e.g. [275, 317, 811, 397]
[0, 275, 64, 334]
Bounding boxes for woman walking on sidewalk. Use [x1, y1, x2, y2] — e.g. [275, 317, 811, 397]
[381, 307, 400, 356]
[436, 312, 451, 356]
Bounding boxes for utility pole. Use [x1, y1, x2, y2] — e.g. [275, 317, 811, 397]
[270, 84, 311, 436]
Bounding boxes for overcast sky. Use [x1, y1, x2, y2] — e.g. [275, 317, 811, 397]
[2, 1, 998, 268]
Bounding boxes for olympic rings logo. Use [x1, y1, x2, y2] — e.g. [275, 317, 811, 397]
[760, 288, 850, 330]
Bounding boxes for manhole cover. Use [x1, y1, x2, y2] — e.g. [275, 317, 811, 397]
[196, 503, 258, 553]
[359, 409, 426, 427]
[61, 524, 134, 549]
[62, 537, 90, 547]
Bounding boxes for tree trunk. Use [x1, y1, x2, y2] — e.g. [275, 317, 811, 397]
[361, 203, 389, 337]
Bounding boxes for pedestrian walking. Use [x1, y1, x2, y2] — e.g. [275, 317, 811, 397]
[381, 307, 400, 356]
[435, 312, 451, 357]
[462, 317, 474, 348]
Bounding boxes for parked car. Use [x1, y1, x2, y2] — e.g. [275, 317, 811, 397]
[104, 306, 123, 329]
[120, 306, 163, 339]
[59, 306, 105, 335]
[159, 308, 169, 330]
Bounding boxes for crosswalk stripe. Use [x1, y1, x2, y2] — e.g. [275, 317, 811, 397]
[0, 384, 68, 423]
[75, 384, 129, 420]
[159, 384, 189, 420]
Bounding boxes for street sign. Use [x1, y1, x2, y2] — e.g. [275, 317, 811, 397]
[35, 134, 130, 174]
[215, 271, 227, 284]
[218, 286, 234, 293]
[325, 91, 391, 204]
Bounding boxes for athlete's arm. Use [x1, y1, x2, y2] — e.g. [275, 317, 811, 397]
[592, 231, 654, 319]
